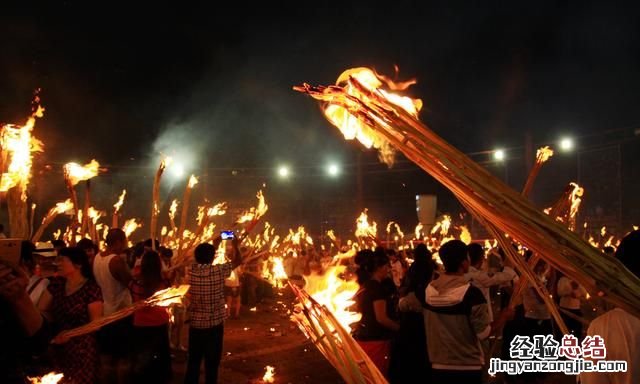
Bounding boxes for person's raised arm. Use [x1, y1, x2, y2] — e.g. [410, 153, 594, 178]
[109, 255, 132, 287]
[231, 236, 243, 269]
[0, 262, 43, 336]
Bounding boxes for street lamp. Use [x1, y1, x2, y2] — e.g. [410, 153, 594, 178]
[327, 163, 340, 177]
[493, 149, 506, 161]
[559, 137, 574, 152]
[170, 163, 185, 179]
[277, 165, 290, 178]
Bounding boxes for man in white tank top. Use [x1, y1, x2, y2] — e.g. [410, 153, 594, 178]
[93, 229, 132, 315]
[94, 228, 133, 384]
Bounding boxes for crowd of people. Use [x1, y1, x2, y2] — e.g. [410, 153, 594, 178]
[1, 228, 243, 384]
[1, 225, 638, 384]
[349, 233, 640, 384]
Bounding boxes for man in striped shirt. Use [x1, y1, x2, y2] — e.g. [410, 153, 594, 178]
[184, 235, 242, 384]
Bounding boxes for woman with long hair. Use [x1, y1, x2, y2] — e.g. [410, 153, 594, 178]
[352, 248, 399, 377]
[38, 247, 103, 384]
[129, 250, 172, 383]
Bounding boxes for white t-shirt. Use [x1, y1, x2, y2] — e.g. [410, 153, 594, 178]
[580, 308, 640, 384]
[93, 253, 132, 315]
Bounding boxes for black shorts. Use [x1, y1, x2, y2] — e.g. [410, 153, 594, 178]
[224, 286, 240, 298]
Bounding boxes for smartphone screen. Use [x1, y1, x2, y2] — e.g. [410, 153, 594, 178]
[221, 230, 234, 240]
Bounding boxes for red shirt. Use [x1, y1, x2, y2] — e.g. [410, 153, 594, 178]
[129, 279, 170, 327]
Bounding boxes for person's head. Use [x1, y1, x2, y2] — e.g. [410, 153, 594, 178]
[140, 250, 163, 292]
[603, 246, 615, 255]
[414, 244, 430, 265]
[51, 239, 66, 253]
[616, 230, 640, 279]
[386, 248, 398, 262]
[77, 238, 97, 259]
[468, 243, 485, 268]
[106, 228, 127, 253]
[143, 238, 159, 250]
[58, 247, 92, 279]
[194, 243, 215, 264]
[354, 248, 390, 284]
[439, 240, 469, 274]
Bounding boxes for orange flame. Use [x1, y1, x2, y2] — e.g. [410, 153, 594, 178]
[169, 199, 178, 221]
[262, 365, 275, 383]
[187, 174, 198, 189]
[122, 218, 141, 238]
[0, 101, 44, 199]
[536, 146, 554, 163]
[147, 284, 190, 307]
[87, 207, 104, 224]
[321, 67, 421, 165]
[113, 189, 126, 213]
[459, 225, 472, 245]
[414, 223, 424, 240]
[355, 209, 377, 238]
[303, 259, 361, 331]
[63, 159, 100, 186]
[431, 215, 452, 236]
[236, 190, 269, 223]
[27, 372, 64, 384]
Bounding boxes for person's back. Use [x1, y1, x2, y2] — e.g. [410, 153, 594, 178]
[185, 238, 242, 384]
[424, 240, 491, 384]
[580, 230, 640, 384]
[93, 252, 131, 315]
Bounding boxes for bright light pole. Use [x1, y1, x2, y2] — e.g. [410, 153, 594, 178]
[327, 163, 340, 177]
[493, 149, 507, 184]
[277, 165, 290, 179]
[559, 137, 574, 152]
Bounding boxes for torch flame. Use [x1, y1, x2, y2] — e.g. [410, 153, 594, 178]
[0, 99, 44, 199]
[262, 365, 275, 383]
[303, 259, 361, 331]
[414, 223, 424, 240]
[113, 189, 126, 213]
[54, 199, 74, 215]
[169, 199, 178, 220]
[147, 284, 190, 307]
[122, 218, 141, 238]
[431, 215, 452, 236]
[188, 175, 198, 188]
[320, 67, 422, 166]
[207, 202, 228, 217]
[87, 207, 104, 224]
[27, 372, 64, 384]
[236, 190, 269, 224]
[536, 146, 554, 163]
[355, 209, 377, 238]
[459, 225, 472, 245]
[63, 159, 100, 186]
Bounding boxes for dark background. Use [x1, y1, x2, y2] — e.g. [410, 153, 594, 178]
[1, 1, 639, 239]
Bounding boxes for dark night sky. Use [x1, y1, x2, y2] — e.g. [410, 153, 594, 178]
[1, 1, 639, 234]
